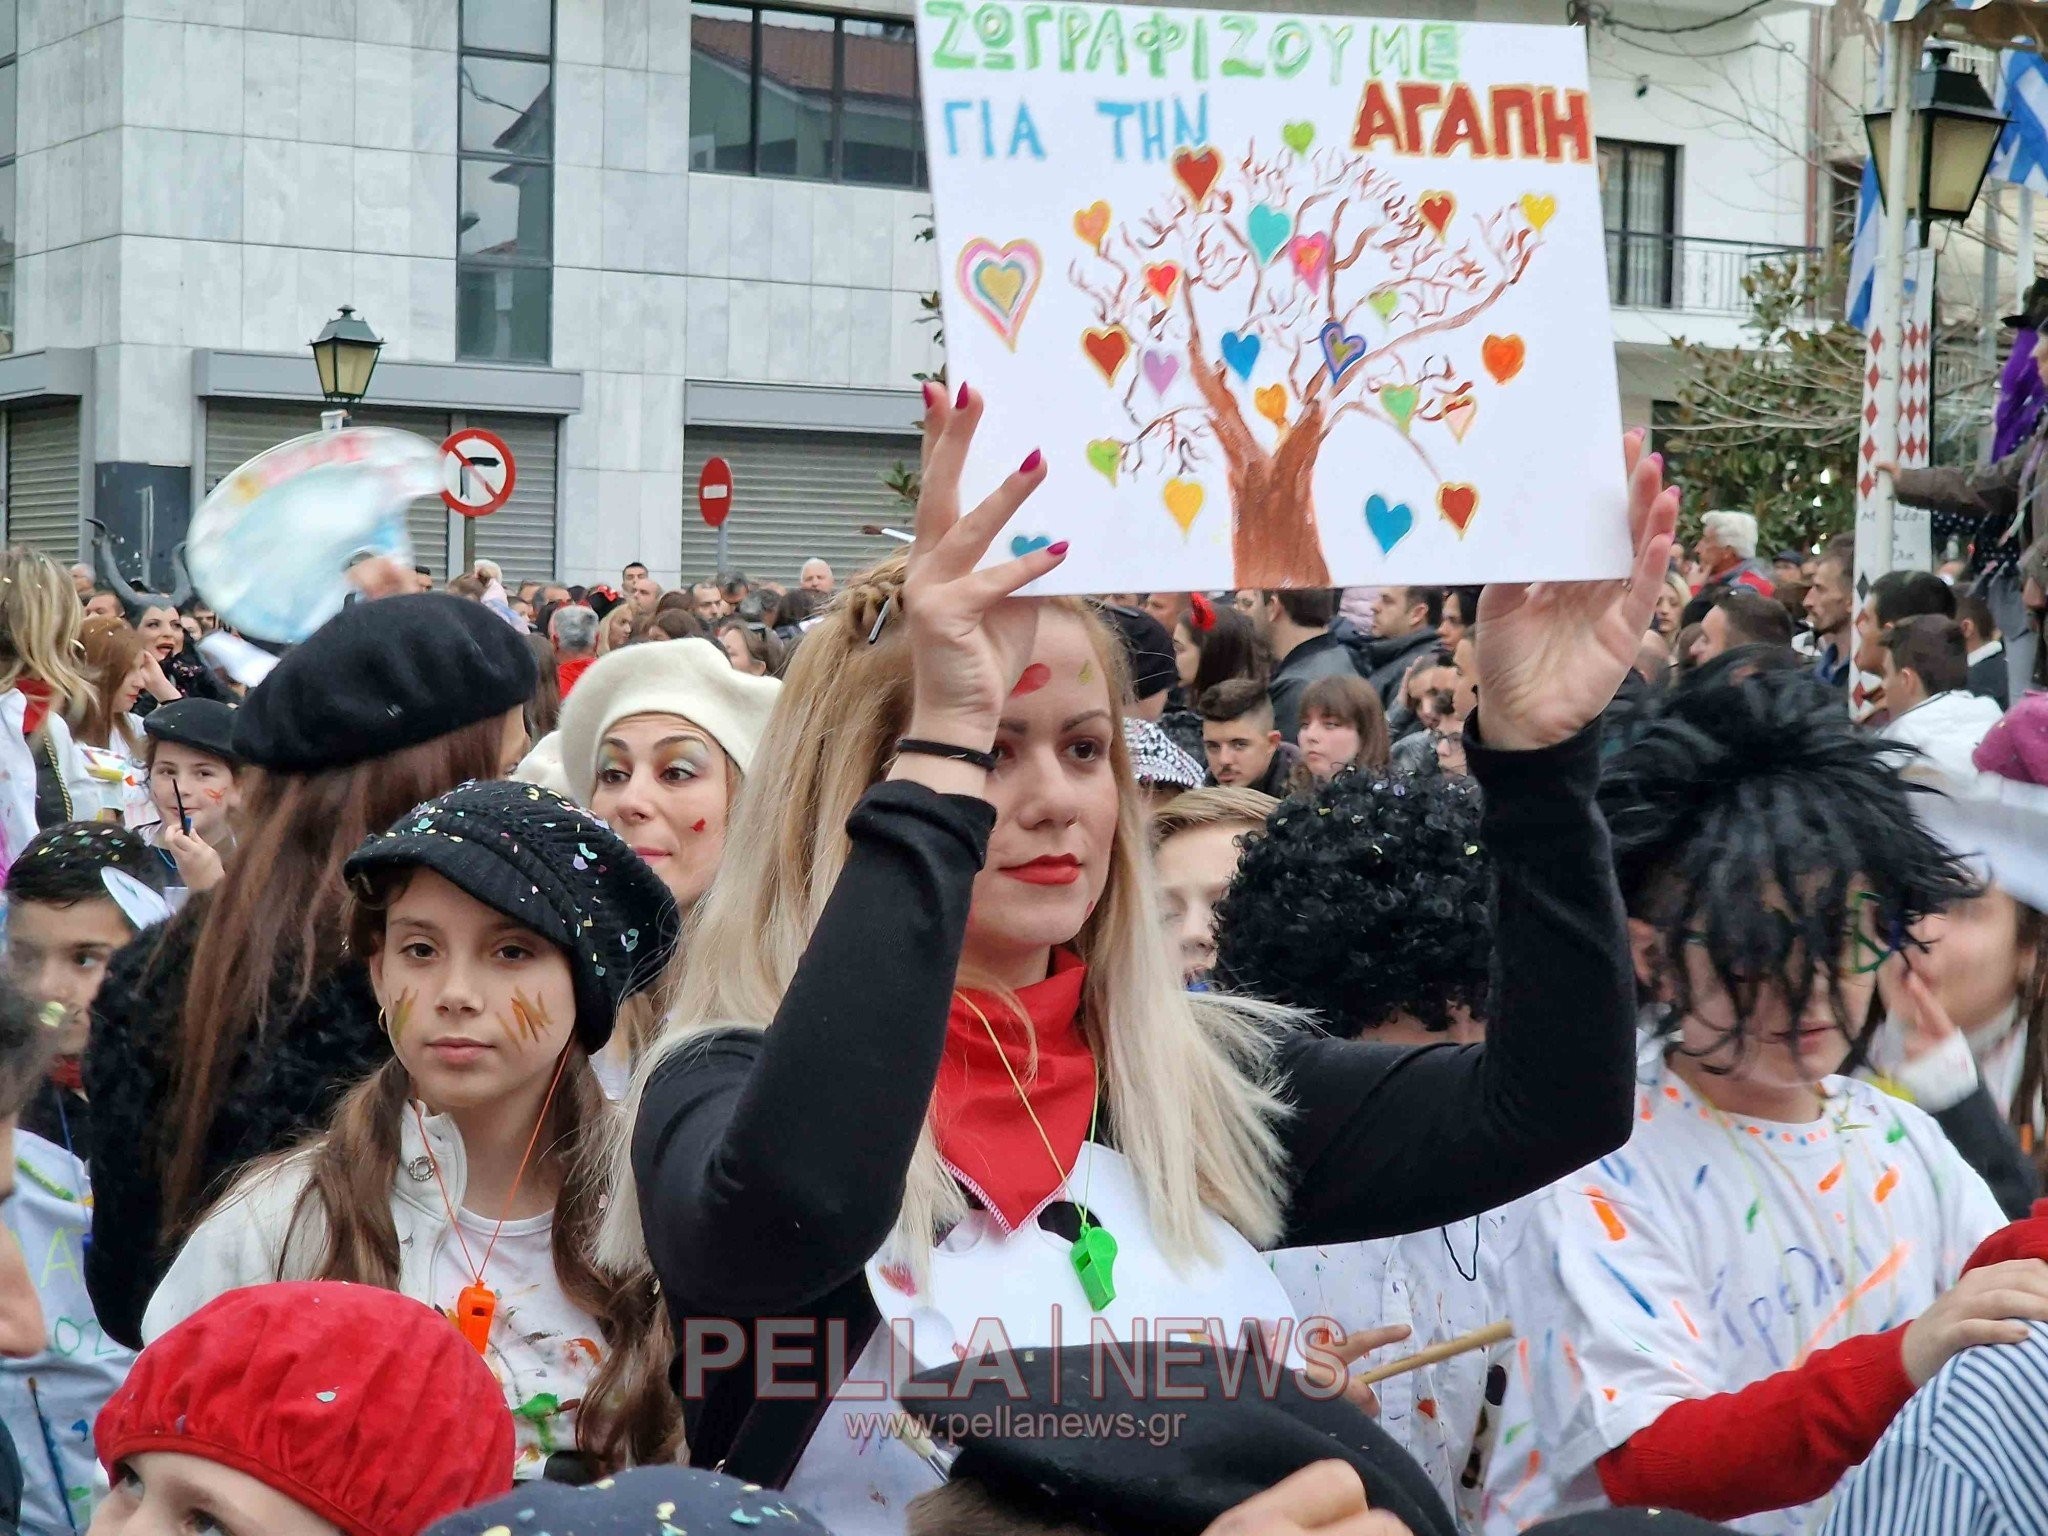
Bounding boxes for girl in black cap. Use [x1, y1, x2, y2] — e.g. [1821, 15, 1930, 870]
[138, 698, 243, 893]
[604, 388, 1678, 1532]
[85, 592, 539, 1350]
[147, 780, 683, 1481]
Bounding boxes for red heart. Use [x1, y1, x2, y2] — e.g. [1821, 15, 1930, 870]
[1082, 326, 1132, 383]
[1481, 333, 1525, 385]
[1437, 483, 1479, 535]
[1144, 262, 1181, 302]
[1172, 146, 1222, 206]
[1418, 191, 1455, 236]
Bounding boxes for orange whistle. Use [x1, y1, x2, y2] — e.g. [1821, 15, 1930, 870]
[455, 1283, 497, 1354]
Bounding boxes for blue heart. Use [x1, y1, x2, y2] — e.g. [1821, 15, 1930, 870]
[1220, 330, 1261, 381]
[1364, 493, 1413, 553]
[1011, 535, 1052, 556]
[1247, 204, 1291, 266]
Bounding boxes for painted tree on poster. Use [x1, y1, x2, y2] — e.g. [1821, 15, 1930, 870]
[1071, 136, 1548, 585]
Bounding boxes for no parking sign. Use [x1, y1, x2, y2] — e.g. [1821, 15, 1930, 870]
[441, 428, 516, 517]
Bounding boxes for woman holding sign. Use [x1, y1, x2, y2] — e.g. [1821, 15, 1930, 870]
[607, 386, 1676, 1533]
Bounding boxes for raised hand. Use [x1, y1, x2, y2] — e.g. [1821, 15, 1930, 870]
[889, 383, 1061, 783]
[1298, 1321, 1412, 1416]
[1472, 430, 1679, 751]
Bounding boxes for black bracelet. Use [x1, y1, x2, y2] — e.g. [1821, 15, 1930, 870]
[896, 737, 998, 771]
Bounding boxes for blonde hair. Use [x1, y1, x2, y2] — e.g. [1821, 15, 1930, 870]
[603, 555, 1294, 1278]
[0, 546, 89, 713]
[1150, 787, 1281, 848]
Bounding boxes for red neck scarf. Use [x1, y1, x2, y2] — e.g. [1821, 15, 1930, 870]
[15, 678, 51, 738]
[932, 950, 1095, 1232]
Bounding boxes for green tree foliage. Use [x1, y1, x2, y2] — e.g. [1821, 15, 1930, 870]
[1656, 259, 1861, 557]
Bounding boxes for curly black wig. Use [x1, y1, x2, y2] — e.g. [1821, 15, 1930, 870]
[1211, 771, 1491, 1034]
[8, 822, 164, 908]
[1599, 671, 1978, 1056]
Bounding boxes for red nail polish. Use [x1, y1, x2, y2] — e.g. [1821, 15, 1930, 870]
[921, 381, 937, 407]
[956, 382, 970, 408]
[1047, 540, 1070, 556]
[1020, 448, 1042, 474]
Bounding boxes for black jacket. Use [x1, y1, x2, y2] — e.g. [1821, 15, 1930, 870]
[82, 902, 387, 1347]
[1969, 643, 2012, 711]
[631, 722, 1636, 1483]
[1358, 628, 1443, 709]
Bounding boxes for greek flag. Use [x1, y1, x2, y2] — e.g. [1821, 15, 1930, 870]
[1991, 48, 2048, 194]
[1846, 158, 1880, 331]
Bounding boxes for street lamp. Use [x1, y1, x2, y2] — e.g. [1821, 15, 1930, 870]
[308, 305, 384, 416]
[1865, 44, 2009, 247]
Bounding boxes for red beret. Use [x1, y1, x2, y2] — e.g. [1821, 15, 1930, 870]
[96, 1282, 514, 1536]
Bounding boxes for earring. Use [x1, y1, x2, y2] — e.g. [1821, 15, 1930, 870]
[377, 1006, 390, 1038]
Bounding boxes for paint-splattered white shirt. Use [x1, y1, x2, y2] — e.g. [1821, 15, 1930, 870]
[1481, 1040, 2002, 1536]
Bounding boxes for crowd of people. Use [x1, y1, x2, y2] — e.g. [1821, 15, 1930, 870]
[0, 387, 2032, 1536]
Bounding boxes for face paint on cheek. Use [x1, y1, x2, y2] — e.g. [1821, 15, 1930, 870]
[389, 990, 415, 1043]
[505, 987, 554, 1043]
[202, 787, 227, 804]
[691, 819, 707, 833]
[1012, 663, 1052, 697]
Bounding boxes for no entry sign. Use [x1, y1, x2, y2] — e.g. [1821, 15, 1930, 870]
[698, 456, 733, 529]
[441, 428, 516, 517]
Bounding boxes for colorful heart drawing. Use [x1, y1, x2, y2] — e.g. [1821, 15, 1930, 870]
[1073, 201, 1111, 248]
[1248, 203, 1291, 266]
[1365, 494, 1414, 554]
[1141, 349, 1180, 395]
[1171, 146, 1223, 205]
[1481, 333, 1526, 385]
[1281, 121, 1315, 155]
[1368, 287, 1399, 322]
[1086, 439, 1121, 484]
[1438, 483, 1480, 535]
[1221, 330, 1261, 381]
[1082, 325, 1133, 383]
[1254, 384, 1288, 427]
[1164, 479, 1205, 536]
[1444, 393, 1478, 443]
[1011, 535, 1053, 557]
[1418, 191, 1456, 237]
[1289, 233, 1330, 287]
[1319, 321, 1367, 385]
[955, 238, 1043, 351]
[1380, 384, 1419, 435]
[1519, 192, 1557, 232]
[1144, 262, 1181, 302]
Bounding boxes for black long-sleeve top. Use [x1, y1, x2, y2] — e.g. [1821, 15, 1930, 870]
[631, 719, 1637, 1482]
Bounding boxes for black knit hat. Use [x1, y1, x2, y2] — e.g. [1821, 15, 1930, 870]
[424, 1467, 831, 1536]
[905, 1343, 1454, 1536]
[1100, 604, 1179, 701]
[233, 594, 536, 772]
[343, 780, 679, 1051]
[143, 698, 241, 765]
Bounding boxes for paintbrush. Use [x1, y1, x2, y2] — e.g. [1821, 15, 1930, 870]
[1353, 1320, 1514, 1386]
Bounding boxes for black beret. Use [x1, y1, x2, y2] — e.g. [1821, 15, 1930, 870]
[906, 1344, 1454, 1536]
[344, 780, 678, 1051]
[1100, 604, 1178, 700]
[232, 594, 536, 772]
[424, 1467, 831, 1536]
[142, 698, 241, 764]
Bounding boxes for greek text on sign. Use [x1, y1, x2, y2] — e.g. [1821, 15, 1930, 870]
[917, 3, 1629, 594]
[441, 428, 517, 517]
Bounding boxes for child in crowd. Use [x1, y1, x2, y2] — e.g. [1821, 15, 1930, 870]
[1483, 675, 2024, 1534]
[1216, 771, 1506, 1524]
[1150, 788, 1277, 986]
[143, 781, 684, 1480]
[136, 700, 242, 894]
[93, 1282, 512, 1536]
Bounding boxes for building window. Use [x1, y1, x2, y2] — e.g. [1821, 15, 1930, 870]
[690, 4, 925, 188]
[1600, 139, 1677, 309]
[0, 5, 17, 356]
[457, 0, 552, 364]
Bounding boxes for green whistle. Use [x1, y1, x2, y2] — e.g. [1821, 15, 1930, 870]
[1071, 1222, 1119, 1311]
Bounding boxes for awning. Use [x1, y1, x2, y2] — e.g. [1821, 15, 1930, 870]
[1868, 0, 2048, 50]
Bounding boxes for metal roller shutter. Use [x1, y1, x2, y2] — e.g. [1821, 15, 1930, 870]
[679, 429, 919, 588]
[202, 402, 453, 577]
[462, 414, 557, 585]
[6, 404, 81, 558]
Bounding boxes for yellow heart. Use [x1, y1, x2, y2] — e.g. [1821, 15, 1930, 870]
[1164, 479, 1204, 535]
[1519, 193, 1557, 232]
[1254, 384, 1288, 427]
[979, 264, 1024, 311]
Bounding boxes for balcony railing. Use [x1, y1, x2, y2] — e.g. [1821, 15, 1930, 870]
[1606, 231, 1821, 318]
